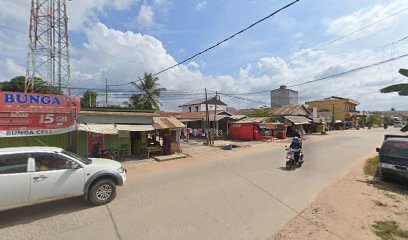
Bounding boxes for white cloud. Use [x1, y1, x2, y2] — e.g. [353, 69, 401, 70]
[0, 59, 25, 80]
[239, 64, 252, 80]
[196, 1, 207, 11]
[188, 61, 200, 69]
[327, 0, 408, 37]
[68, 22, 408, 111]
[137, 3, 155, 28]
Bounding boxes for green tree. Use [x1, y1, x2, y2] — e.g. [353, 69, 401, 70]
[123, 94, 145, 109]
[246, 108, 277, 122]
[81, 90, 97, 107]
[128, 73, 166, 111]
[0, 76, 62, 94]
[367, 114, 382, 126]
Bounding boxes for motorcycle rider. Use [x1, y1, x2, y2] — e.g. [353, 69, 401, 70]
[289, 136, 303, 163]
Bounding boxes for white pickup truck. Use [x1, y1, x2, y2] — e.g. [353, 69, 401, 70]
[0, 146, 126, 211]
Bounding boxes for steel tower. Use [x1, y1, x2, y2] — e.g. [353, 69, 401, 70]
[25, 0, 71, 95]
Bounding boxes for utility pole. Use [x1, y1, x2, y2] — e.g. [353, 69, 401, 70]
[105, 78, 108, 107]
[213, 91, 218, 143]
[332, 105, 335, 130]
[205, 88, 209, 145]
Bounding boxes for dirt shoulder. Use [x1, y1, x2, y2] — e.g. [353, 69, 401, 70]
[273, 155, 408, 240]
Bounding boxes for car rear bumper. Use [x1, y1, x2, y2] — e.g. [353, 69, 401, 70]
[379, 165, 408, 180]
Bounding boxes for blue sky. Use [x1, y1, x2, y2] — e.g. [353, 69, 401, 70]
[0, 0, 408, 111]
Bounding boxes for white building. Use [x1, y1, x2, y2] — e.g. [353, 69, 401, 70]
[178, 97, 228, 112]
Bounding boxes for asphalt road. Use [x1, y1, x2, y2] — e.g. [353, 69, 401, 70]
[0, 128, 399, 240]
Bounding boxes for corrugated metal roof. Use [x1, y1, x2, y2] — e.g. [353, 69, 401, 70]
[116, 124, 155, 132]
[283, 116, 312, 125]
[234, 117, 270, 124]
[78, 123, 118, 134]
[270, 104, 310, 115]
[153, 117, 185, 129]
[81, 111, 159, 117]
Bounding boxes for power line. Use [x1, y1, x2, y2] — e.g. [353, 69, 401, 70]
[289, 52, 408, 88]
[249, 6, 408, 79]
[108, 0, 301, 87]
[151, 0, 301, 77]
[219, 35, 408, 96]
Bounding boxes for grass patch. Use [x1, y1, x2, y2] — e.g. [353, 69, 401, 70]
[364, 155, 379, 176]
[372, 220, 408, 240]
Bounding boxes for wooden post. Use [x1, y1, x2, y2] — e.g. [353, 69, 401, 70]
[205, 88, 209, 145]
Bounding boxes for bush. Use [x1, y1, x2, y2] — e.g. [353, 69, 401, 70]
[364, 155, 379, 176]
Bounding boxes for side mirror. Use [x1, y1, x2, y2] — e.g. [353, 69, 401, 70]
[376, 147, 380, 153]
[71, 162, 82, 169]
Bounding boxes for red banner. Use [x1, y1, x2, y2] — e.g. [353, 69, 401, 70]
[88, 133, 104, 156]
[0, 91, 80, 137]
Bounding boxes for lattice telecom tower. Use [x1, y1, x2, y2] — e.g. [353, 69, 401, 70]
[25, 0, 71, 95]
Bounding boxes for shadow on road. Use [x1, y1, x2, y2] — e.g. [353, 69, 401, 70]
[0, 197, 91, 228]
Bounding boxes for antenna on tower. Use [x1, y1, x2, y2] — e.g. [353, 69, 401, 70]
[25, 0, 72, 95]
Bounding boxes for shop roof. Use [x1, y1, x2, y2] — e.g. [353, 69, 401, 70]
[117, 124, 155, 132]
[78, 123, 118, 134]
[153, 117, 185, 129]
[283, 116, 312, 125]
[80, 111, 159, 117]
[234, 117, 270, 124]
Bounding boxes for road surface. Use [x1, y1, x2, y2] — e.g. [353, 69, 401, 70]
[0, 128, 399, 240]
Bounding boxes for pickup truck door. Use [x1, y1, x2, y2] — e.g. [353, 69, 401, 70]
[0, 153, 31, 211]
[29, 152, 85, 203]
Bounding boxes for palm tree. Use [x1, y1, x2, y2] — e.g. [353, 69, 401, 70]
[380, 69, 408, 96]
[129, 73, 166, 111]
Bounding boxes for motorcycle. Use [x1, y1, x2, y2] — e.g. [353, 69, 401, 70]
[285, 147, 304, 170]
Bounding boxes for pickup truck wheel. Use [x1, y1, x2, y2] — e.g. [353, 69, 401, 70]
[89, 179, 117, 206]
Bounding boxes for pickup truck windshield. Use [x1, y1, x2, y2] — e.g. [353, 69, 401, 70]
[62, 150, 92, 164]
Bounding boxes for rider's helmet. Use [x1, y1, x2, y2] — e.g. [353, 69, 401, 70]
[292, 136, 300, 144]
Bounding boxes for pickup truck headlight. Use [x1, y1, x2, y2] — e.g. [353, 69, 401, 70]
[117, 166, 126, 173]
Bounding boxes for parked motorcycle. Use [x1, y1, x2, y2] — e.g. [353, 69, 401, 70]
[100, 148, 120, 160]
[285, 147, 304, 170]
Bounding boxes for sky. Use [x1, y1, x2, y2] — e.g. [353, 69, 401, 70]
[0, 0, 408, 111]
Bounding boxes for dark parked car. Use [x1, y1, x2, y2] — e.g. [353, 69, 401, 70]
[376, 135, 408, 181]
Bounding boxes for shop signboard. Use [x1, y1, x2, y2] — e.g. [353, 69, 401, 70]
[0, 91, 80, 137]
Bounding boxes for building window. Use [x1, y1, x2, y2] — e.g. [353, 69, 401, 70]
[195, 106, 199, 112]
[189, 107, 191, 112]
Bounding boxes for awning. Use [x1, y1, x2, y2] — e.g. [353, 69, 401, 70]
[116, 124, 155, 132]
[153, 117, 186, 129]
[78, 123, 118, 134]
[334, 120, 343, 123]
[284, 116, 312, 125]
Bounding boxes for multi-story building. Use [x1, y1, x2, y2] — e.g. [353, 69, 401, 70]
[271, 85, 298, 107]
[178, 97, 227, 112]
[306, 96, 360, 121]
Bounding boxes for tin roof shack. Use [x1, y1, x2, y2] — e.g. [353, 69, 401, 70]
[153, 117, 186, 155]
[236, 104, 311, 137]
[76, 109, 158, 158]
[229, 117, 283, 141]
